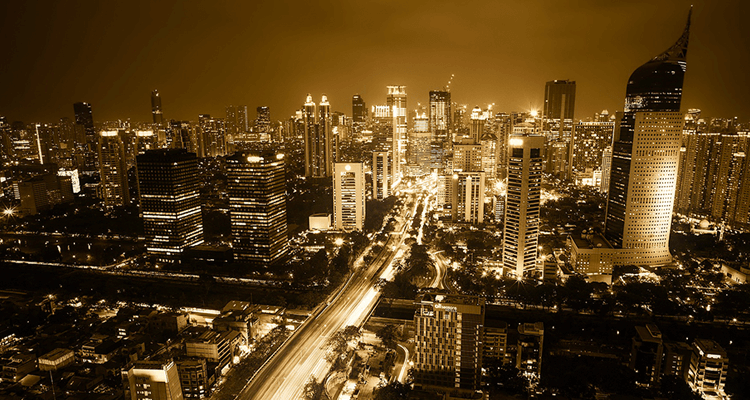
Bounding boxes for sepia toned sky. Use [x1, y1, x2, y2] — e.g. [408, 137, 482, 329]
[1, 0, 748, 124]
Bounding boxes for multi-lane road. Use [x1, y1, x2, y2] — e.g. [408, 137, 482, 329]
[238, 194, 421, 400]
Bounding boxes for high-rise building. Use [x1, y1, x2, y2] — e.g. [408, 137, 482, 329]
[452, 171, 485, 224]
[413, 293, 484, 393]
[630, 324, 664, 387]
[573, 120, 615, 173]
[255, 106, 271, 135]
[237, 105, 249, 135]
[333, 162, 365, 231]
[73, 102, 97, 171]
[387, 86, 407, 179]
[503, 135, 544, 278]
[151, 90, 164, 125]
[198, 114, 227, 158]
[372, 151, 389, 200]
[136, 149, 203, 263]
[226, 151, 289, 266]
[470, 106, 485, 142]
[452, 143, 483, 173]
[543, 80, 576, 122]
[352, 94, 367, 134]
[429, 90, 451, 141]
[517, 322, 544, 380]
[98, 130, 130, 207]
[601, 146, 613, 194]
[603, 10, 691, 266]
[481, 132, 498, 179]
[303, 94, 333, 178]
[122, 360, 183, 400]
[687, 339, 728, 397]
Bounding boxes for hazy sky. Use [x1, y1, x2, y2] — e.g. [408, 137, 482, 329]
[1, 0, 748, 124]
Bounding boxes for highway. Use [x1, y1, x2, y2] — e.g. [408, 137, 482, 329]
[238, 194, 419, 400]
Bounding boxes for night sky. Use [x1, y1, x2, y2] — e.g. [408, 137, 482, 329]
[2, 0, 748, 123]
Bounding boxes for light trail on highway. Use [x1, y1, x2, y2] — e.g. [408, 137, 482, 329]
[237, 194, 420, 400]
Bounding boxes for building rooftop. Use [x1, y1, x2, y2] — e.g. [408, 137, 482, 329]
[39, 348, 73, 361]
[417, 293, 484, 307]
[635, 324, 663, 343]
[571, 232, 613, 250]
[518, 322, 544, 336]
[693, 338, 727, 358]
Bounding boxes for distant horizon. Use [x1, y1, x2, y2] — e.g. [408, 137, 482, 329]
[2, 1, 749, 123]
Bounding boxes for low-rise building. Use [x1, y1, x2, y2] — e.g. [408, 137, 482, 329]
[567, 232, 616, 284]
[38, 348, 75, 371]
[517, 322, 544, 380]
[630, 324, 663, 387]
[1, 353, 36, 382]
[122, 360, 183, 400]
[176, 358, 214, 399]
[185, 330, 242, 373]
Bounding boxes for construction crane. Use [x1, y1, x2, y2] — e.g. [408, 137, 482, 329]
[445, 74, 455, 92]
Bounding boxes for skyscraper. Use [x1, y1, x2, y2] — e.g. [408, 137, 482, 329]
[333, 162, 365, 231]
[98, 130, 130, 207]
[428, 90, 451, 141]
[470, 106, 485, 142]
[198, 114, 227, 158]
[542, 80, 576, 122]
[303, 94, 333, 178]
[413, 293, 484, 393]
[136, 149, 203, 263]
[73, 102, 97, 171]
[372, 151, 389, 200]
[603, 10, 691, 265]
[503, 135, 544, 278]
[151, 90, 164, 125]
[452, 171, 485, 224]
[352, 94, 366, 133]
[255, 106, 271, 136]
[226, 151, 289, 266]
[387, 86, 407, 179]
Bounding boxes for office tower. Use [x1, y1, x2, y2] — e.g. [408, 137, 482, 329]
[168, 120, 195, 152]
[225, 106, 238, 138]
[123, 360, 183, 400]
[0, 116, 9, 165]
[503, 135, 544, 279]
[387, 86, 407, 179]
[543, 80, 576, 124]
[687, 339, 728, 397]
[352, 94, 366, 134]
[453, 103, 468, 136]
[601, 146, 613, 194]
[255, 106, 271, 136]
[630, 324, 664, 387]
[303, 94, 333, 178]
[517, 322, 544, 380]
[237, 105, 249, 135]
[603, 10, 691, 265]
[136, 149, 203, 263]
[573, 119, 615, 173]
[226, 151, 289, 266]
[198, 114, 227, 158]
[481, 132, 498, 178]
[98, 131, 130, 207]
[494, 113, 513, 180]
[452, 171, 485, 224]
[408, 114, 432, 176]
[333, 162, 365, 231]
[372, 151, 389, 200]
[429, 90, 451, 141]
[469, 106, 485, 142]
[134, 130, 158, 155]
[413, 293, 484, 393]
[674, 110, 701, 213]
[452, 143, 482, 173]
[151, 90, 164, 125]
[73, 102, 97, 170]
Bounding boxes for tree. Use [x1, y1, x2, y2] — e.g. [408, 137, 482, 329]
[325, 326, 361, 370]
[376, 324, 400, 350]
[302, 377, 325, 400]
[372, 381, 411, 400]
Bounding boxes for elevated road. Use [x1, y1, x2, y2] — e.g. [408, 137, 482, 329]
[238, 195, 417, 400]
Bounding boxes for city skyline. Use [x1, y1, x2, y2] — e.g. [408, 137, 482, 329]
[2, 2, 749, 123]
